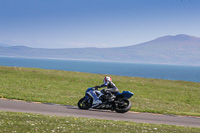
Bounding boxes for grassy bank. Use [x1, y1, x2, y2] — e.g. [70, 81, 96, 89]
[0, 111, 199, 133]
[0, 66, 200, 116]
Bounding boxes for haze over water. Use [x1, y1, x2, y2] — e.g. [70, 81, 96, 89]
[0, 57, 200, 83]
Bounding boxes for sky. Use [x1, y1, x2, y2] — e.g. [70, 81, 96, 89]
[0, 0, 200, 48]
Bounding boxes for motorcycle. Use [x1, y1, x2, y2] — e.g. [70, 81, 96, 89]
[78, 87, 134, 113]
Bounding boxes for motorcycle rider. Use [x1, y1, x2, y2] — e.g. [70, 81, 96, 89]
[92, 76, 119, 106]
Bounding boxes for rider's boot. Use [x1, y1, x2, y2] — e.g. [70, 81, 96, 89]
[107, 93, 116, 102]
[110, 94, 116, 100]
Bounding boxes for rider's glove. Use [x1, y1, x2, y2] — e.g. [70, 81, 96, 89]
[95, 86, 100, 90]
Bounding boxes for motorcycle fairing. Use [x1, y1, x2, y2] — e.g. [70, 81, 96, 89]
[87, 91, 98, 101]
[85, 87, 104, 101]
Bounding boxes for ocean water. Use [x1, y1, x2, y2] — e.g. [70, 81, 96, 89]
[0, 57, 200, 83]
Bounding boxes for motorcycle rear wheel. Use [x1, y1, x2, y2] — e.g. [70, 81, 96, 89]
[114, 99, 131, 113]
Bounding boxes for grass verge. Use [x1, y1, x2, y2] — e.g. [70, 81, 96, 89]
[0, 111, 199, 133]
[0, 66, 200, 116]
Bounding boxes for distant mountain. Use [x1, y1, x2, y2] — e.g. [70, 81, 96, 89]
[0, 43, 10, 47]
[0, 34, 200, 65]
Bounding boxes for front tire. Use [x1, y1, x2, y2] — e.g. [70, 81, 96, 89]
[114, 99, 131, 113]
[78, 97, 92, 110]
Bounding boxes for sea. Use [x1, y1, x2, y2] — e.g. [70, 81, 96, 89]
[0, 57, 200, 83]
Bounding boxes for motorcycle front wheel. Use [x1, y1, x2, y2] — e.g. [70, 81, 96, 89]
[78, 97, 92, 110]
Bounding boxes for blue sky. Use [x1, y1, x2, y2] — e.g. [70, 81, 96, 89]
[0, 0, 200, 48]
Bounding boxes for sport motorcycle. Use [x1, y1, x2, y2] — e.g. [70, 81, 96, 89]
[78, 87, 134, 113]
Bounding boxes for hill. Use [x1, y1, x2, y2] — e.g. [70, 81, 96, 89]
[0, 34, 200, 65]
[0, 66, 200, 116]
[0, 43, 10, 47]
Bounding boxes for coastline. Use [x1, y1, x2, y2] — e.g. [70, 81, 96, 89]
[0, 55, 200, 67]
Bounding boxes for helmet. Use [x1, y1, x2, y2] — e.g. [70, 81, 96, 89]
[103, 76, 112, 84]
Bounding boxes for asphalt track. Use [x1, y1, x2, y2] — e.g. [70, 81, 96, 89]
[0, 99, 200, 128]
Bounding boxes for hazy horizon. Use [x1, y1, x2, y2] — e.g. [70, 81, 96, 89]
[1, 34, 200, 49]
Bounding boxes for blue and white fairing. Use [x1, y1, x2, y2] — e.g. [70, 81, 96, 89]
[85, 87, 133, 101]
[85, 87, 104, 101]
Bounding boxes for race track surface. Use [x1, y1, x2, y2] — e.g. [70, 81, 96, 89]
[0, 99, 200, 127]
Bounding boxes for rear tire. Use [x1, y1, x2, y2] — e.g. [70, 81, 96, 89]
[114, 99, 131, 113]
[78, 97, 92, 110]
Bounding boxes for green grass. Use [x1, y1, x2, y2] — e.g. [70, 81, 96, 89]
[0, 66, 200, 116]
[0, 111, 199, 133]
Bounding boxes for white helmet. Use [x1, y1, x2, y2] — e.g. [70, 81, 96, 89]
[103, 76, 112, 84]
